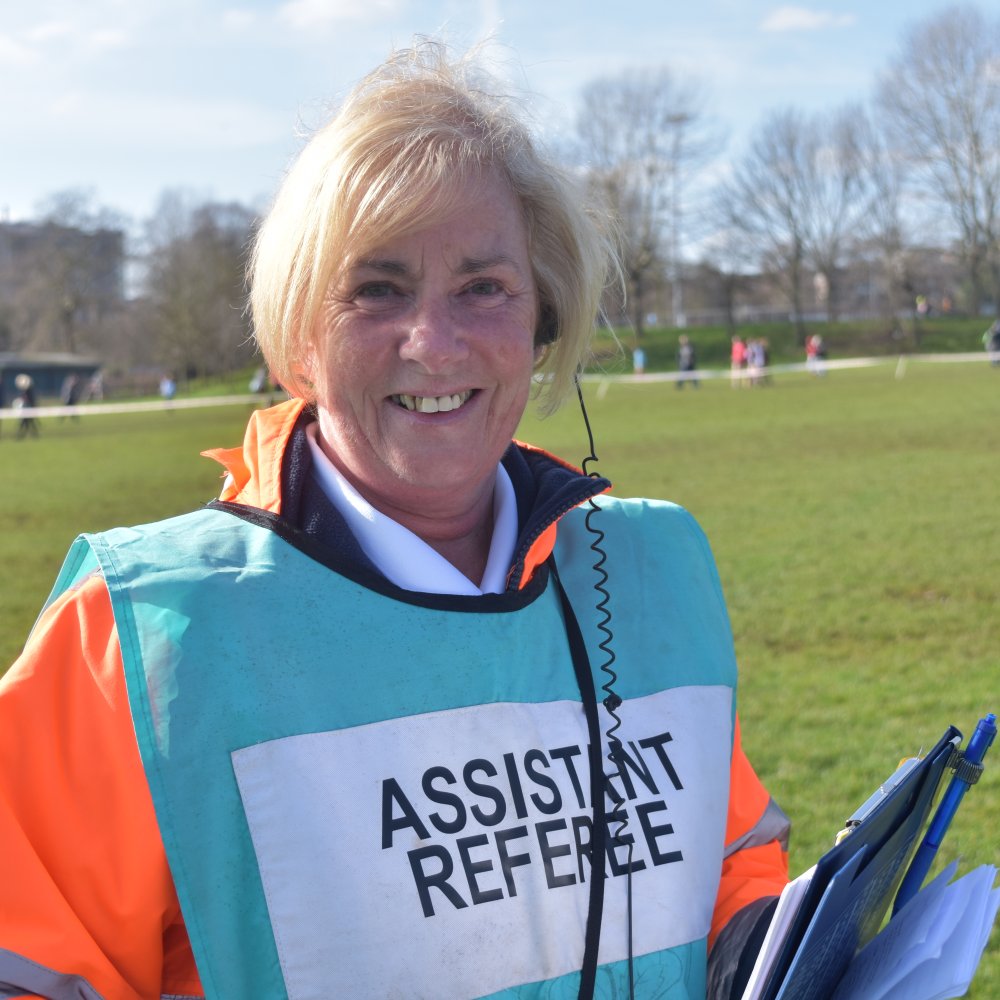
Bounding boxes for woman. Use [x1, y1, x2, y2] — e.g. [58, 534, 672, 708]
[0, 44, 787, 1000]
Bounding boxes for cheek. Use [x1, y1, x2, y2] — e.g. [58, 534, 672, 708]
[300, 308, 341, 390]
[303, 324, 365, 402]
[503, 338, 541, 386]
[488, 318, 537, 366]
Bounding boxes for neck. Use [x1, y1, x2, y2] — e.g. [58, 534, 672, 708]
[419, 512, 496, 585]
[320, 449, 498, 586]
[373, 490, 497, 585]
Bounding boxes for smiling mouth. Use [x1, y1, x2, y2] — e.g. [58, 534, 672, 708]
[391, 390, 474, 414]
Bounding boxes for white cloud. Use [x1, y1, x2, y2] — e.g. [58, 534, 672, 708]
[277, 0, 405, 30]
[16, 17, 129, 55]
[222, 8, 258, 30]
[87, 28, 129, 51]
[34, 90, 291, 151]
[478, 0, 502, 36]
[0, 32, 38, 65]
[24, 20, 75, 43]
[47, 91, 84, 117]
[760, 6, 856, 32]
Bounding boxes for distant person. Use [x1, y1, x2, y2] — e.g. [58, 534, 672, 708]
[14, 373, 39, 439]
[746, 338, 765, 387]
[249, 366, 270, 393]
[87, 372, 105, 401]
[730, 335, 747, 387]
[632, 345, 646, 375]
[59, 373, 82, 421]
[984, 320, 1000, 367]
[758, 337, 772, 385]
[676, 334, 698, 389]
[806, 334, 826, 376]
[159, 373, 177, 404]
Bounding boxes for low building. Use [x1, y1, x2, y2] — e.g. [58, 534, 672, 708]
[0, 352, 102, 406]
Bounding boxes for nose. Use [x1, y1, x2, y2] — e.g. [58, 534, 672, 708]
[398, 296, 469, 372]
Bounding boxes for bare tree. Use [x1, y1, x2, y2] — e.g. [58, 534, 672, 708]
[0, 188, 126, 354]
[721, 105, 874, 337]
[877, 4, 1000, 312]
[849, 110, 926, 339]
[700, 188, 759, 335]
[575, 67, 716, 338]
[720, 109, 812, 340]
[805, 106, 877, 320]
[141, 191, 258, 380]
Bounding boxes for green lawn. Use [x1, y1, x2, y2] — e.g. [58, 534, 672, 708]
[523, 361, 1000, 994]
[1, 359, 998, 991]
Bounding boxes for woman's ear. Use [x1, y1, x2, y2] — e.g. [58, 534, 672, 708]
[535, 302, 558, 347]
[298, 345, 316, 383]
[289, 340, 320, 402]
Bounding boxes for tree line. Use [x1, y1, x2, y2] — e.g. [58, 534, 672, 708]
[1, 2, 997, 381]
[0, 189, 259, 388]
[585, 2, 1000, 339]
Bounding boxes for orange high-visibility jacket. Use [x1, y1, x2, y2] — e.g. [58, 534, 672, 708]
[0, 400, 788, 1000]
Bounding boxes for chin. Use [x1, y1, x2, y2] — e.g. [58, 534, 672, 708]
[391, 455, 491, 498]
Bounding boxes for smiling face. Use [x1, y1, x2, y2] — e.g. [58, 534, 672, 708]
[305, 173, 539, 529]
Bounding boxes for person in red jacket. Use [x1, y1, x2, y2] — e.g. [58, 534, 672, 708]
[0, 41, 788, 1000]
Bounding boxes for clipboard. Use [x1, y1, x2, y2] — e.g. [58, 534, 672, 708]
[756, 725, 962, 1000]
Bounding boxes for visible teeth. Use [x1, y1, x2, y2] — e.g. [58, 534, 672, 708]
[393, 391, 471, 413]
[436, 393, 463, 413]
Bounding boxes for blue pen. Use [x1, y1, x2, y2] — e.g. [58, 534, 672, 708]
[893, 712, 997, 915]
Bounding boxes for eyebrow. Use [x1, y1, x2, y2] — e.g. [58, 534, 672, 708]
[354, 257, 408, 276]
[457, 254, 522, 275]
[354, 253, 524, 276]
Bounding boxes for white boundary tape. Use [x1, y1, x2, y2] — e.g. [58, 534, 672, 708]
[0, 393, 265, 421]
[579, 352, 999, 385]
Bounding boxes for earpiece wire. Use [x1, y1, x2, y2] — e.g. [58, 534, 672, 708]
[575, 375, 636, 1000]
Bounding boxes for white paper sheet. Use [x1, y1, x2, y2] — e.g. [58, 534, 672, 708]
[741, 865, 816, 1000]
[830, 863, 999, 1000]
[741, 863, 1000, 1000]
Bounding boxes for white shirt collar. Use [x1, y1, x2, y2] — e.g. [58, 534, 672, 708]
[304, 423, 517, 596]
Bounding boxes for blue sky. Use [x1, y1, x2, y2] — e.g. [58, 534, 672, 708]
[0, 0, 965, 226]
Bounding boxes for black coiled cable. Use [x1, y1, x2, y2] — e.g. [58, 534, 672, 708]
[575, 377, 636, 1000]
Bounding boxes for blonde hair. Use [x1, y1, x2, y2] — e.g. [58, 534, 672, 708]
[249, 40, 619, 412]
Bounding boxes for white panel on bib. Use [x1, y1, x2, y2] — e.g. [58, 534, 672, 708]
[232, 685, 732, 999]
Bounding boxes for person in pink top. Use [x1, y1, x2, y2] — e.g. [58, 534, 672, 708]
[730, 335, 747, 388]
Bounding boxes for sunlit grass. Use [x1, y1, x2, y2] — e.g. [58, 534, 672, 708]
[521, 362, 1000, 994]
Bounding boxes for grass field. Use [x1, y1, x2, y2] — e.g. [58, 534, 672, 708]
[1, 357, 998, 992]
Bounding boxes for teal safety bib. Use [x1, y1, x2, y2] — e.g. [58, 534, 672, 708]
[50, 497, 738, 1000]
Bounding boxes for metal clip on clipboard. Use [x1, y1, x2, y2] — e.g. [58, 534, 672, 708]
[892, 711, 996, 914]
[834, 755, 922, 845]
